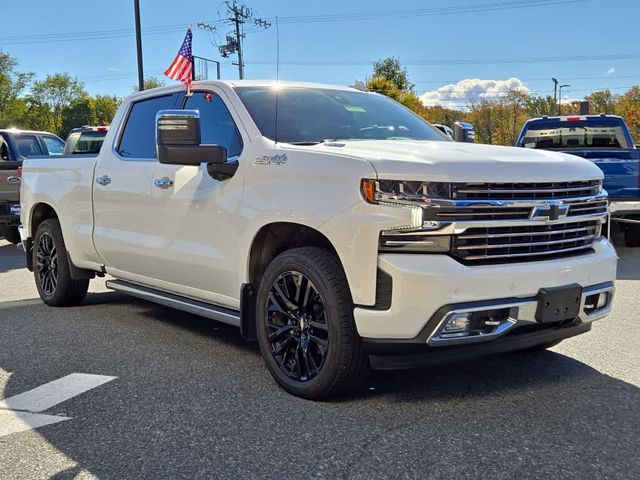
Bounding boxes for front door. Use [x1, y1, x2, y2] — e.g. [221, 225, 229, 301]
[144, 89, 246, 306]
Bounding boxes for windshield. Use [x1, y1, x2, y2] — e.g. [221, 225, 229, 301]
[234, 86, 445, 144]
[519, 119, 631, 150]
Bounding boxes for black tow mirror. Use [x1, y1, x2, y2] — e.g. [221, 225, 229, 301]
[155, 110, 228, 168]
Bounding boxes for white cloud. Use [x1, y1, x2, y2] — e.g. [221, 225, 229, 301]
[607, 67, 615, 75]
[419, 77, 529, 108]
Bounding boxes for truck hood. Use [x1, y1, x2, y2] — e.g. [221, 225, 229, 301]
[316, 140, 604, 183]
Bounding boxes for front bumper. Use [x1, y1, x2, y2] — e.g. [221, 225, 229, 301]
[366, 321, 593, 370]
[354, 238, 617, 340]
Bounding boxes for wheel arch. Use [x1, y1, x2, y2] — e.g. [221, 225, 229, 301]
[240, 221, 345, 341]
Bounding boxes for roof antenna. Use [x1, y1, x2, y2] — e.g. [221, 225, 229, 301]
[274, 16, 280, 145]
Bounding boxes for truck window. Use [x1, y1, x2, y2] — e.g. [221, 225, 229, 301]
[520, 119, 631, 150]
[184, 92, 243, 157]
[41, 136, 65, 155]
[15, 135, 44, 157]
[117, 94, 180, 159]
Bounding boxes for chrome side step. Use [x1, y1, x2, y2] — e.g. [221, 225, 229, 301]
[106, 279, 240, 328]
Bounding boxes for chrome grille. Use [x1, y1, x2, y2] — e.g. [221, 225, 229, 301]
[453, 220, 600, 263]
[452, 180, 601, 200]
[431, 197, 608, 222]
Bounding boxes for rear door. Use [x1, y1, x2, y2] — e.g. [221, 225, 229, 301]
[93, 93, 184, 278]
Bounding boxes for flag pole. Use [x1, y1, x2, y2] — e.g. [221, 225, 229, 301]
[134, 0, 144, 91]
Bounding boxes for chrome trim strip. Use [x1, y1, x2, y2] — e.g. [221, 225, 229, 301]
[455, 185, 601, 194]
[106, 279, 241, 327]
[457, 225, 597, 240]
[456, 234, 596, 251]
[462, 244, 593, 261]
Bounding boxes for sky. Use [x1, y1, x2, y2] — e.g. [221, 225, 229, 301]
[2, 0, 639, 108]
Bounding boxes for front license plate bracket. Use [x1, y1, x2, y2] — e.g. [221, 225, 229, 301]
[535, 284, 582, 324]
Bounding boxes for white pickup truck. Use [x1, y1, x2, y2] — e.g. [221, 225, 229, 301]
[20, 81, 617, 399]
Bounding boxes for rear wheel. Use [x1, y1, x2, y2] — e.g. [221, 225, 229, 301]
[33, 219, 89, 306]
[624, 222, 640, 247]
[0, 224, 21, 244]
[256, 247, 368, 399]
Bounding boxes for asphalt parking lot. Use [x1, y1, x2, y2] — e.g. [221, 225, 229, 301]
[0, 238, 639, 480]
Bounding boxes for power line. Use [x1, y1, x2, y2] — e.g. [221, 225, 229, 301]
[0, 0, 588, 45]
[246, 52, 640, 67]
[272, 0, 589, 24]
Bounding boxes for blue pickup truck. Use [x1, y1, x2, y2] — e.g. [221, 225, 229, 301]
[517, 114, 640, 246]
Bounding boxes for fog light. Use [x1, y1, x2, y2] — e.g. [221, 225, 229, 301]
[596, 292, 608, 309]
[443, 313, 471, 333]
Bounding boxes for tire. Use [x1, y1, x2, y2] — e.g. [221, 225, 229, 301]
[33, 218, 89, 307]
[624, 223, 640, 247]
[0, 224, 21, 244]
[256, 247, 368, 399]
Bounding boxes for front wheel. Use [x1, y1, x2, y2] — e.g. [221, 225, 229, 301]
[1, 224, 21, 244]
[33, 219, 89, 306]
[256, 247, 368, 399]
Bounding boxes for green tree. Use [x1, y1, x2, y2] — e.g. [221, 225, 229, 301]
[371, 57, 413, 91]
[0, 51, 34, 127]
[93, 94, 121, 125]
[134, 76, 166, 92]
[60, 96, 97, 138]
[585, 89, 619, 115]
[27, 73, 87, 135]
[617, 86, 640, 143]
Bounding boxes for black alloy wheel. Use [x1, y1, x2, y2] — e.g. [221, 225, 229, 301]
[265, 271, 329, 382]
[33, 218, 89, 306]
[256, 247, 369, 399]
[36, 231, 58, 296]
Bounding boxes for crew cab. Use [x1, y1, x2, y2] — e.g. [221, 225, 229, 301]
[20, 81, 617, 399]
[517, 115, 640, 246]
[0, 129, 65, 244]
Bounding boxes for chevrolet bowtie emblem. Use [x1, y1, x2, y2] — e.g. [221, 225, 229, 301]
[531, 201, 570, 221]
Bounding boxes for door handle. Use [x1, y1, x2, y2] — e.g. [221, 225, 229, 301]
[154, 177, 174, 189]
[96, 175, 111, 186]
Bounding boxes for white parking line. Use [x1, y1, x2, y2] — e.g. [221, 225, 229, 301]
[0, 373, 116, 438]
[0, 410, 70, 438]
[0, 373, 116, 413]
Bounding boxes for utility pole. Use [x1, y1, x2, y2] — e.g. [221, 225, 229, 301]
[230, 3, 246, 79]
[552, 78, 559, 114]
[198, 2, 270, 80]
[558, 84, 571, 115]
[134, 0, 144, 91]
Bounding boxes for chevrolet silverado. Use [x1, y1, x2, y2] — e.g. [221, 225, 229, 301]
[20, 81, 617, 398]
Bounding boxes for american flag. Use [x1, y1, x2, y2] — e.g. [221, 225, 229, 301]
[164, 29, 193, 93]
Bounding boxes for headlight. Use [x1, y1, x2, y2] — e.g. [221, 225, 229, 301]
[361, 179, 453, 253]
[360, 179, 451, 205]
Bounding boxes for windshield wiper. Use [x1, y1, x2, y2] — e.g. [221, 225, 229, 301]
[285, 139, 337, 146]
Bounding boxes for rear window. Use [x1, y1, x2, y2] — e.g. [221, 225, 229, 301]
[520, 119, 631, 150]
[65, 131, 107, 155]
